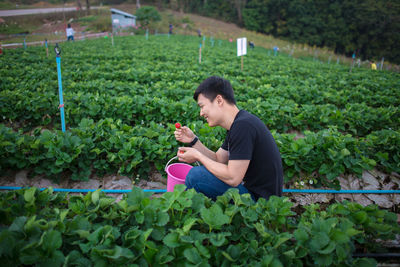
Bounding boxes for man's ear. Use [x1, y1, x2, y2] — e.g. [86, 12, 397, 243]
[216, 95, 224, 106]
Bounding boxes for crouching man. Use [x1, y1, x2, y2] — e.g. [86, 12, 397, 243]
[174, 76, 283, 201]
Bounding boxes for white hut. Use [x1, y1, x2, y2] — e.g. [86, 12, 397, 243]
[111, 8, 136, 31]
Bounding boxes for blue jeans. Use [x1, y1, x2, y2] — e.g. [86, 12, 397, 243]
[185, 166, 255, 201]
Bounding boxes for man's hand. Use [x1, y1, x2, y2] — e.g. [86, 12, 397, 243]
[177, 147, 200, 163]
[174, 126, 196, 144]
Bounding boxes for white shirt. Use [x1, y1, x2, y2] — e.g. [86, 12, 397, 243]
[66, 28, 74, 37]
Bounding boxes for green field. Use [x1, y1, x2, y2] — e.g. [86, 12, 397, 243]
[0, 34, 399, 266]
[1, 34, 399, 187]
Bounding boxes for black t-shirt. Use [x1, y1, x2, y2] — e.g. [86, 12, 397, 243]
[221, 110, 283, 200]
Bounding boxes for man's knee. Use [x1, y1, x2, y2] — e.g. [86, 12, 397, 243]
[185, 166, 203, 188]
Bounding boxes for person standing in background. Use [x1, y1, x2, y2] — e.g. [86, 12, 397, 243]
[66, 24, 75, 41]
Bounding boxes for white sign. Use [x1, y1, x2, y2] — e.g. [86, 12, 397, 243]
[237, 37, 247, 57]
[113, 19, 120, 24]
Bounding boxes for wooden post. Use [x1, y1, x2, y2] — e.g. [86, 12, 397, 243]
[237, 37, 247, 71]
[199, 43, 202, 64]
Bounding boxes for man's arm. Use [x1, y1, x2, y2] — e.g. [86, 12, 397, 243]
[192, 140, 228, 164]
[197, 152, 249, 187]
[178, 147, 249, 187]
[175, 126, 227, 163]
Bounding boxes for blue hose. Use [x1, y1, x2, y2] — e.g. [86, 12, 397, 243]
[0, 186, 399, 194]
[0, 186, 165, 194]
[283, 189, 400, 194]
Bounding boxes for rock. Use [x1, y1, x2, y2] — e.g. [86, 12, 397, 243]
[351, 194, 374, 206]
[15, 170, 30, 186]
[389, 176, 400, 187]
[368, 169, 387, 181]
[312, 193, 333, 203]
[382, 182, 396, 190]
[348, 175, 362, 189]
[367, 194, 392, 208]
[391, 172, 400, 179]
[146, 181, 165, 189]
[0, 174, 14, 186]
[338, 176, 349, 189]
[377, 234, 400, 248]
[290, 191, 333, 207]
[363, 184, 380, 191]
[136, 180, 148, 189]
[114, 194, 124, 202]
[35, 178, 57, 189]
[392, 194, 400, 205]
[72, 179, 100, 189]
[335, 193, 353, 203]
[292, 194, 311, 206]
[149, 171, 167, 185]
[336, 176, 355, 202]
[362, 171, 380, 189]
[104, 175, 132, 190]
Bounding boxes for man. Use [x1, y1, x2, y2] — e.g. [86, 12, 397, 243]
[249, 41, 255, 49]
[175, 76, 283, 201]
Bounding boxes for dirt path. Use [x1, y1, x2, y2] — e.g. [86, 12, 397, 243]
[0, 168, 167, 201]
[0, 6, 101, 17]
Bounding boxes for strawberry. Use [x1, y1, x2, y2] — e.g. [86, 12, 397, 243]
[175, 122, 181, 129]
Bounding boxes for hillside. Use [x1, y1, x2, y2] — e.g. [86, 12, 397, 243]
[1, 3, 391, 70]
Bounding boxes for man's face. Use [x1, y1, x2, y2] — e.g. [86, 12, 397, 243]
[197, 94, 221, 127]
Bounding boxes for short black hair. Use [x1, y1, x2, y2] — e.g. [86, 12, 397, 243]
[194, 76, 236, 105]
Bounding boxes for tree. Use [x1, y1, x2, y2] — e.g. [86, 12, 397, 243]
[86, 0, 90, 15]
[76, 0, 82, 10]
[243, 0, 270, 32]
[232, 0, 247, 25]
[135, 6, 161, 28]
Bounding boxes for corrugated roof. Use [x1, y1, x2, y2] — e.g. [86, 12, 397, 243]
[110, 8, 136, 18]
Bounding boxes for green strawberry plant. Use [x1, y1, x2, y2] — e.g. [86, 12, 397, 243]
[1, 186, 398, 266]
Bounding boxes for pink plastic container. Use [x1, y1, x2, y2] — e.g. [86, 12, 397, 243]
[165, 156, 193, 192]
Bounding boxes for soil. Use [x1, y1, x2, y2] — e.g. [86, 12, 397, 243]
[32, 20, 87, 35]
[1, 167, 399, 209]
[0, 167, 167, 201]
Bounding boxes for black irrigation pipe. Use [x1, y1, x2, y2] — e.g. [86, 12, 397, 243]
[353, 253, 400, 258]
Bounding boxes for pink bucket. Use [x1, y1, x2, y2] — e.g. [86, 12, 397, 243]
[165, 156, 195, 192]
